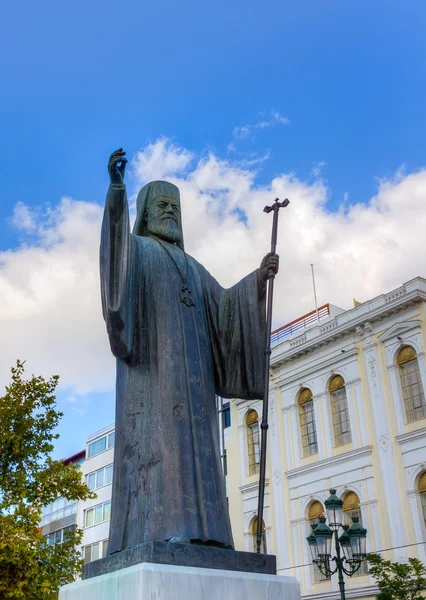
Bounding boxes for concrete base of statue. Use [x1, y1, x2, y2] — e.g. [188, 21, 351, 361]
[59, 563, 301, 600]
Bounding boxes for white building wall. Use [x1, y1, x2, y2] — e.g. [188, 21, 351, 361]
[227, 277, 426, 600]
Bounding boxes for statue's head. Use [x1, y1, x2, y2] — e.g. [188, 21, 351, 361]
[133, 181, 184, 248]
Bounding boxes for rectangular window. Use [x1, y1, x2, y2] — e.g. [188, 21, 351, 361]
[95, 504, 103, 524]
[84, 501, 112, 527]
[105, 464, 113, 484]
[88, 436, 107, 458]
[44, 525, 75, 546]
[96, 469, 104, 488]
[103, 501, 111, 522]
[41, 497, 77, 526]
[91, 543, 100, 561]
[85, 507, 94, 527]
[87, 431, 115, 458]
[86, 464, 113, 491]
[87, 472, 96, 490]
[222, 403, 231, 429]
[83, 540, 109, 564]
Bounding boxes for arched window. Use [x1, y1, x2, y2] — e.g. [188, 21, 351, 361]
[418, 472, 426, 529]
[252, 517, 267, 554]
[298, 388, 318, 457]
[343, 492, 367, 575]
[308, 501, 329, 582]
[329, 375, 352, 447]
[397, 346, 426, 423]
[308, 501, 324, 521]
[246, 410, 260, 475]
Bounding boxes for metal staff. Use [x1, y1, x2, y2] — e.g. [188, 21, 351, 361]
[256, 196, 289, 554]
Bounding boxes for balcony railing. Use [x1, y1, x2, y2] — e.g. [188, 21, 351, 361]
[271, 304, 331, 345]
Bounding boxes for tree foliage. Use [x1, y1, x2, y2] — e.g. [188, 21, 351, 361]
[0, 361, 95, 599]
[368, 553, 426, 600]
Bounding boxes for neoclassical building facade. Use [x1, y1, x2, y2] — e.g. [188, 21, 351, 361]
[225, 276, 426, 599]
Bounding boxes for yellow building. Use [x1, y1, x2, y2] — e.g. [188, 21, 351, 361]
[225, 277, 426, 599]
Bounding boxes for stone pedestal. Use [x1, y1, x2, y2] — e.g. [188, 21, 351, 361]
[60, 563, 301, 600]
[83, 541, 276, 579]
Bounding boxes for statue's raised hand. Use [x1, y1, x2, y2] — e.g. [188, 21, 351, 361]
[108, 148, 127, 186]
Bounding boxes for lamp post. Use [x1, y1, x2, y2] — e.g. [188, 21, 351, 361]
[306, 489, 367, 600]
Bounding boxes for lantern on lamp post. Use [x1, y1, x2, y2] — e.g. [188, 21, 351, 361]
[306, 489, 368, 600]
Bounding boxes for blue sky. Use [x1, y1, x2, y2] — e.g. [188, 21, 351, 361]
[1, 0, 426, 458]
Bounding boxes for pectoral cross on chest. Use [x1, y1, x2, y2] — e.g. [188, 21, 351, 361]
[155, 238, 196, 308]
[180, 286, 195, 307]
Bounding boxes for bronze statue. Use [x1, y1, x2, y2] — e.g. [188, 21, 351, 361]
[100, 148, 279, 555]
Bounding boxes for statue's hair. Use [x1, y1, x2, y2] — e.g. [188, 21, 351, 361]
[132, 180, 184, 250]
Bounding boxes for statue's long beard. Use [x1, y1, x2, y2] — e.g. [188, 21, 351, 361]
[147, 217, 182, 244]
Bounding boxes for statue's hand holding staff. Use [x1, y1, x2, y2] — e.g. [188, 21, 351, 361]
[108, 148, 127, 186]
[260, 252, 279, 282]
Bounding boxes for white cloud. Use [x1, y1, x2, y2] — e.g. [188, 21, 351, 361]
[1, 137, 426, 396]
[131, 136, 193, 183]
[10, 201, 37, 233]
[233, 110, 290, 140]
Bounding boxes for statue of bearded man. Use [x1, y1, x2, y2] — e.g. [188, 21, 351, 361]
[100, 148, 279, 555]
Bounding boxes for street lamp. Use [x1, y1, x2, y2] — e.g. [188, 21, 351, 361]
[306, 489, 367, 600]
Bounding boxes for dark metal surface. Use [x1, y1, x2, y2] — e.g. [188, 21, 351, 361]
[83, 541, 276, 580]
[256, 198, 289, 553]
[100, 150, 271, 560]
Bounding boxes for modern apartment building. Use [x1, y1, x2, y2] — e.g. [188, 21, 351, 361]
[77, 424, 115, 563]
[41, 450, 85, 546]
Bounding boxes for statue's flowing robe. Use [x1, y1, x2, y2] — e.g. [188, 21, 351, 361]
[100, 185, 266, 553]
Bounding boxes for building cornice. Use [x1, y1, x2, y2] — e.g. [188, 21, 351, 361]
[395, 427, 426, 445]
[233, 397, 261, 407]
[271, 279, 426, 368]
[274, 347, 359, 387]
[285, 446, 373, 479]
[378, 320, 422, 342]
[239, 479, 269, 493]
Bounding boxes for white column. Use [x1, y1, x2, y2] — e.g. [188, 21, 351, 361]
[386, 364, 406, 435]
[363, 500, 381, 553]
[363, 344, 408, 557]
[345, 381, 360, 448]
[407, 491, 426, 563]
[313, 395, 326, 460]
[238, 422, 247, 487]
[282, 406, 293, 471]
[268, 389, 290, 571]
[291, 520, 304, 593]
[299, 517, 313, 592]
[365, 474, 383, 552]
[318, 392, 333, 456]
[290, 406, 301, 468]
[353, 378, 369, 447]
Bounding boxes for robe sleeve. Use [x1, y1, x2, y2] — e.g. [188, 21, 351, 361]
[100, 184, 135, 360]
[199, 266, 267, 400]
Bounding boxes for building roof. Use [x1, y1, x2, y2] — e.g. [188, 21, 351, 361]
[63, 449, 85, 465]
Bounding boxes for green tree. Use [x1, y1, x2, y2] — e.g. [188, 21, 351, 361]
[368, 553, 426, 600]
[0, 361, 95, 599]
